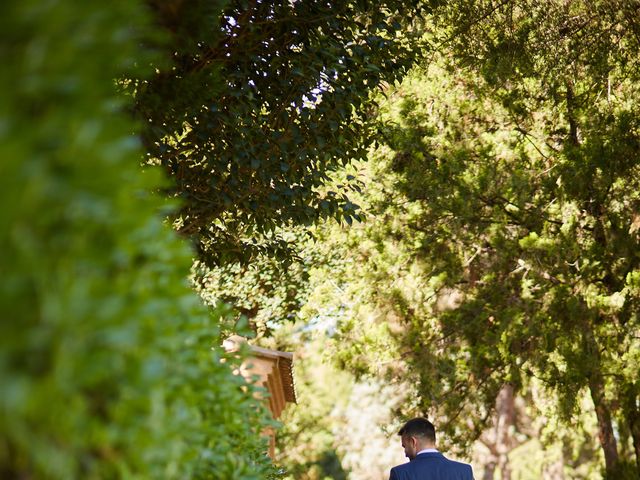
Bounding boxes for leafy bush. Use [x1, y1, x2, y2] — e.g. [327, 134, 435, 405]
[0, 1, 277, 478]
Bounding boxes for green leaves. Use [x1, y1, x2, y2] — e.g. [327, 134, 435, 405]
[134, 0, 425, 266]
[1, 1, 278, 477]
[291, 2, 640, 475]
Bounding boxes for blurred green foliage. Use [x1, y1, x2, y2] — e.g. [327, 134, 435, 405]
[268, 323, 406, 480]
[0, 0, 280, 478]
[273, 329, 352, 480]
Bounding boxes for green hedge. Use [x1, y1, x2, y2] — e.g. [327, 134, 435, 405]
[0, 1, 277, 478]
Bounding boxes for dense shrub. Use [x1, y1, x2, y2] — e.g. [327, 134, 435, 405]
[0, 1, 277, 478]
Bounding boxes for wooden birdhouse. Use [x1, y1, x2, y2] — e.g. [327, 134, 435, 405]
[223, 335, 297, 457]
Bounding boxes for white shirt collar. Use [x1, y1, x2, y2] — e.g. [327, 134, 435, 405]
[416, 448, 439, 455]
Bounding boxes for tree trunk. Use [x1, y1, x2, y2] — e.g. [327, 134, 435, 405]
[479, 384, 517, 479]
[482, 460, 497, 480]
[588, 371, 619, 477]
[495, 384, 515, 480]
[565, 81, 580, 147]
[623, 387, 640, 478]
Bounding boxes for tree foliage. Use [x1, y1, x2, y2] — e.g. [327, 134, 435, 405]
[299, 1, 640, 478]
[0, 1, 279, 478]
[422, 3, 640, 477]
[192, 227, 319, 337]
[134, 0, 427, 266]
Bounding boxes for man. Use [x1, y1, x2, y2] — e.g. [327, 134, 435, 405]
[389, 418, 474, 480]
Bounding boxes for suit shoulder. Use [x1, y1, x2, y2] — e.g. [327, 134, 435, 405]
[389, 461, 414, 477]
[389, 463, 408, 480]
[390, 462, 411, 473]
[444, 458, 474, 476]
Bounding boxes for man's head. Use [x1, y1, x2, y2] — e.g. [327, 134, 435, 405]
[398, 418, 436, 460]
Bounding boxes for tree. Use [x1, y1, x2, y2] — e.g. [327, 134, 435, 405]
[0, 1, 279, 477]
[191, 227, 315, 337]
[289, 2, 640, 478]
[342, 1, 640, 476]
[425, 2, 640, 476]
[133, 0, 427, 266]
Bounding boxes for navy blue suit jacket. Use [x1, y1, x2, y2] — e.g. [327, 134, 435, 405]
[389, 452, 474, 480]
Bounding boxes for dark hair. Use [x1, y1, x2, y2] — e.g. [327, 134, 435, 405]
[398, 418, 436, 443]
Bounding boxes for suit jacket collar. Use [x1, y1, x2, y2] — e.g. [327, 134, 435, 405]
[414, 451, 444, 460]
[416, 448, 439, 455]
